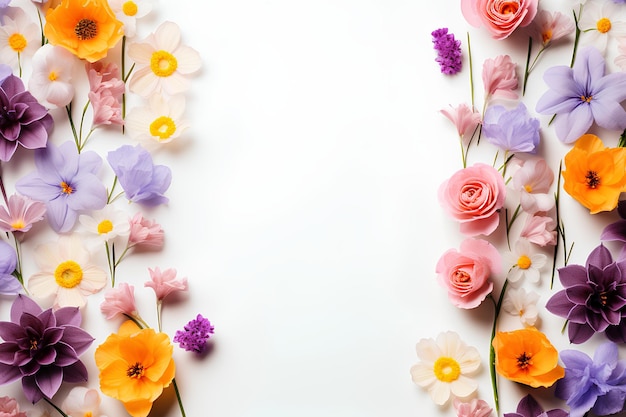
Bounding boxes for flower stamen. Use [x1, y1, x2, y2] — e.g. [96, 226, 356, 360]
[585, 170, 600, 189]
[433, 356, 461, 382]
[8, 33, 27, 53]
[60, 181, 74, 194]
[126, 362, 145, 378]
[150, 50, 178, 77]
[74, 18, 98, 40]
[597, 17, 612, 34]
[54, 260, 84, 288]
[581, 95, 593, 103]
[149, 116, 177, 140]
[122, 0, 138, 16]
[517, 255, 532, 269]
[516, 352, 532, 370]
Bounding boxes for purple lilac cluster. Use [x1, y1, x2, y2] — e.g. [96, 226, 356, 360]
[173, 314, 215, 353]
[431, 28, 462, 75]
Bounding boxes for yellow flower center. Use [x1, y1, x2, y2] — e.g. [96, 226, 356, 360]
[524, 184, 533, 193]
[8, 33, 27, 53]
[122, 0, 138, 16]
[97, 220, 114, 234]
[580, 95, 593, 103]
[127, 362, 145, 378]
[542, 29, 552, 45]
[516, 352, 533, 370]
[499, 2, 518, 14]
[433, 356, 461, 382]
[54, 260, 84, 288]
[586, 170, 600, 189]
[74, 18, 98, 40]
[84, 412, 93, 417]
[150, 50, 178, 77]
[10, 220, 24, 230]
[597, 17, 612, 34]
[149, 116, 177, 140]
[517, 255, 532, 269]
[49, 71, 58, 81]
[60, 181, 74, 194]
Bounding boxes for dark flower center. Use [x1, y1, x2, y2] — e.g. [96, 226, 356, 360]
[126, 362, 144, 378]
[454, 270, 471, 282]
[74, 18, 98, 40]
[516, 352, 532, 370]
[29, 338, 39, 351]
[586, 171, 600, 189]
[0, 106, 16, 128]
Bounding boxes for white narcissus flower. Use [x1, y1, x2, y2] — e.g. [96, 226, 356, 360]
[78, 204, 131, 249]
[410, 331, 481, 406]
[127, 21, 201, 97]
[28, 234, 107, 309]
[108, 0, 153, 38]
[0, 7, 40, 71]
[578, 0, 626, 53]
[62, 387, 108, 417]
[502, 287, 540, 327]
[125, 94, 190, 145]
[28, 44, 78, 108]
[504, 239, 548, 286]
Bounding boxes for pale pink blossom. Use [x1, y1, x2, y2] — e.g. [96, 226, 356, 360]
[520, 213, 557, 246]
[86, 61, 125, 127]
[100, 282, 137, 319]
[61, 387, 107, 417]
[128, 212, 164, 248]
[482, 55, 518, 100]
[534, 10, 575, 47]
[145, 267, 188, 300]
[0, 396, 27, 417]
[28, 44, 78, 108]
[0, 193, 46, 235]
[461, 0, 538, 40]
[440, 103, 481, 142]
[615, 39, 626, 71]
[453, 398, 493, 417]
[511, 157, 555, 214]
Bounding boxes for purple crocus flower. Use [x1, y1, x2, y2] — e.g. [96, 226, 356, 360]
[482, 102, 540, 153]
[432, 28, 462, 75]
[107, 144, 171, 206]
[0, 74, 53, 161]
[0, 239, 21, 294]
[556, 342, 626, 417]
[601, 219, 626, 261]
[504, 394, 568, 417]
[15, 141, 107, 233]
[536, 46, 626, 143]
[546, 244, 626, 344]
[173, 314, 214, 353]
[0, 295, 94, 403]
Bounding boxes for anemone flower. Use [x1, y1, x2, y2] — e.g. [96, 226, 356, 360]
[28, 44, 77, 109]
[125, 94, 189, 145]
[546, 244, 626, 344]
[0, 295, 94, 403]
[511, 157, 555, 214]
[536, 46, 626, 143]
[482, 102, 540, 153]
[0, 193, 46, 235]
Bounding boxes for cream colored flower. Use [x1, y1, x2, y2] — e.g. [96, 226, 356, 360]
[578, 0, 626, 52]
[125, 94, 189, 145]
[504, 239, 547, 286]
[0, 8, 40, 71]
[28, 234, 107, 309]
[502, 287, 540, 327]
[127, 21, 201, 97]
[410, 331, 481, 405]
[108, 0, 152, 38]
[78, 204, 131, 249]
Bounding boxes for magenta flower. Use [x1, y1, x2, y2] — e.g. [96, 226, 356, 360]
[86, 61, 125, 127]
[0, 295, 94, 403]
[15, 141, 107, 233]
[173, 314, 214, 353]
[482, 55, 518, 101]
[0, 239, 20, 295]
[536, 46, 626, 143]
[482, 102, 540, 153]
[0, 193, 46, 235]
[107, 144, 172, 206]
[432, 28, 462, 75]
[100, 283, 137, 320]
[145, 267, 188, 301]
[128, 212, 164, 248]
[0, 74, 53, 161]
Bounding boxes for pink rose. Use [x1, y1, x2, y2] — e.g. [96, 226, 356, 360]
[436, 238, 501, 309]
[461, 0, 539, 40]
[438, 163, 506, 236]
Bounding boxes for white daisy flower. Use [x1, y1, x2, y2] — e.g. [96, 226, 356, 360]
[0, 8, 40, 72]
[410, 331, 481, 406]
[108, 0, 153, 38]
[502, 287, 540, 327]
[78, 204, 131, 249]
[28, 44, 78, 109]
[125, 94, 190, 144]
[127, 21, 201, 97]
[578, 0, 626, 53]
[504, 239, 547, 286]
[28, 234, 107, 309]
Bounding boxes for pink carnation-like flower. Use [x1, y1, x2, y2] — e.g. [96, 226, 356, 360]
[440, 103, 481, 142]
[461, 0, 538, 40]
[533, 9, 575, 47]
[453, 398, 493, 417]
[100, 282, 137, 319]
[0, 396, 27, 417]
[86, 61, 125, 127]
[438, 163, 506, 236]
[145, 267, 188, 301]
[436, 238, 501, 309]
[520, 213, 557, 246]
[128, 212, 164, 248]
[483, 55, 518, 100]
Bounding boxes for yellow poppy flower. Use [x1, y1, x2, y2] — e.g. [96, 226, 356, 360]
[492, 327, 564, 388]
[562, 134, 626, 214]
[43, 0, 124, 62]
[95, 320, 176, 417]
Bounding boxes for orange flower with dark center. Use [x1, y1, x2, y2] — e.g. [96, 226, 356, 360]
[43, 0, 124, 62]
[492, 327, 564, 388]
[94, 320, 175, 417]
[562, 134, 626, 214]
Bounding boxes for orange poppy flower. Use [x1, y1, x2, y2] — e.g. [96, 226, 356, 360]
[94, 320, 176, 417]
[562, 134, 626, 214]
[43, 0, 124, 62]
[492, 327, 564, 388]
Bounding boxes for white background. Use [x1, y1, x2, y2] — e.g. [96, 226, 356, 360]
[2, 0, 623, 416]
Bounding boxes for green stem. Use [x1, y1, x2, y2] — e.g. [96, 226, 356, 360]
[65, 104, 80, 150]
[157, 299, 163, 332]
[522, 37, 532, 96]
[570, 7, 582, 68]
[173, 378, 187, 417]
[489, 279, 508, 415]
[43, 397, 69, 417]
[467, 32, 475, 110]
[551, 160, 563, 289]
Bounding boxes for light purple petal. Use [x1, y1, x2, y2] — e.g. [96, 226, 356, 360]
[554, 104, 594, 143]
[587, 244, 613, 269]
[10, 295, 42, 323]
[601, 221, 626, 243]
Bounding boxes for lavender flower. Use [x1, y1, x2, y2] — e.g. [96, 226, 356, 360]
[15, 141, 107, 233]
[0, 295, 94, 403]
[545, 244, 626, 344]
[601, 219, 626, 261]
[504, 394, 568, 417]
[482, 102, 540, 153]
[0, 74, 53, 161]
[536, 46, 626, 143]
[173, 314, 214, 353]
[0, 240, 20, 295]
[107, 144, 172, 206]
[432, 28, 462, 75]
[556, 342, 626, 417]
[0, 64, 10, 83]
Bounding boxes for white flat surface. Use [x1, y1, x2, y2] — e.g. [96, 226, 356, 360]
[1, 0, 617, 416]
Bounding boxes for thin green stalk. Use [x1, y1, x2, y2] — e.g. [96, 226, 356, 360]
[44, 397, 69, 417]
[551, 160, 563, 289]
[65, 104, 80, 150]
[522, 37, 532, 95]
[505, 204, 522, 249]
[489, 279, 508, 415]
[467, 32, 475, 110]
[570, 6, 582, 67]
[172, 378, 187, 417]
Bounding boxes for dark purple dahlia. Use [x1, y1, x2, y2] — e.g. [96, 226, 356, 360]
[0, 295, 94, 403]
[546, 244, 626, 344]
[0, 74, 53, 162]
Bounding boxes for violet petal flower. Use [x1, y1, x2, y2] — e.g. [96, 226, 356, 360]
[601, 219, 626, 261]
[482, 102, 540, 153]
[536, 46, 626, 143]
[15, 141, 107, 233]
[556, 342, 626, 417]
[0, 75, 53, 161]
[0, 239, 20, 294]
[0, 295, 93, 403]
[173, 314, 214, 353]
[504, 394, 568, 417]
[107, 144, 171, 206]
[432, 28, 462, 75]
[546, 244, 626, 343]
